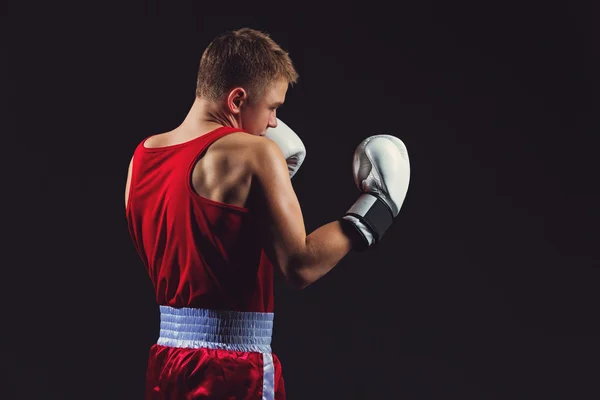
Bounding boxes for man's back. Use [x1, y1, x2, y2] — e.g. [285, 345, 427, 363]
[127, 128, 259, 210]
[126, 126, 289, 398]
[125, 126, 276, 313]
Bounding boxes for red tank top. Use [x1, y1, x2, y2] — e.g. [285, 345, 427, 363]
[126, 127, 274, 313]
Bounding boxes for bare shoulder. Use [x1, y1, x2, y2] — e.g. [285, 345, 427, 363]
[210, 132, 283, 168]
[142, 132, 169, 148]
[244, 135, 287, 173]
[210, 131, 263, 151]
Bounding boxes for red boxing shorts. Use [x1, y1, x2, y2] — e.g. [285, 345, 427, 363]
[146, 306, 285, 400]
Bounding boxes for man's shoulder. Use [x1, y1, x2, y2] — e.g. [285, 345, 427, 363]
[214, 132, 276, 154]
[213, 132, 283, 172]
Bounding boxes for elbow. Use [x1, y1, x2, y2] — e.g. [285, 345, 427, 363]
[281, 257, 313, 290]
[281, 268, 311, 291]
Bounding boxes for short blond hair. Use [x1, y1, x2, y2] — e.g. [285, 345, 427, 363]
[196, 28, 299, 102]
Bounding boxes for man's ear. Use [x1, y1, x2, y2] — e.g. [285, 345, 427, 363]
[227, 87, 247, 114]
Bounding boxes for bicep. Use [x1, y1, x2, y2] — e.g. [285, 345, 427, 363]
[251, 140, 307, 281]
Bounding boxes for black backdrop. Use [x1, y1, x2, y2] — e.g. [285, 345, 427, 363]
[6, 1, 598, 399]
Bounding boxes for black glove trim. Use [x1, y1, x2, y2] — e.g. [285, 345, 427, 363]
[345, 196, 394, 243]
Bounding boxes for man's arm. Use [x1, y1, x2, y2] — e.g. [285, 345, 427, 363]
[250, 139, 359, 290]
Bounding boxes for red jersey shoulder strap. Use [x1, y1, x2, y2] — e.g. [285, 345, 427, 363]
[191, 126, 249, 155]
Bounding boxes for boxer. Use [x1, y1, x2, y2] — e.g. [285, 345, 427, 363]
[125, 27, 410, 400]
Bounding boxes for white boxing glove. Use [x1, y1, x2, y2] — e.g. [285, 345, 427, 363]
[342, 135, 410, 250]
[265, 118, 306, 179]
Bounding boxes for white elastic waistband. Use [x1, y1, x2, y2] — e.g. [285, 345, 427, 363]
[157, 306, 274, 353]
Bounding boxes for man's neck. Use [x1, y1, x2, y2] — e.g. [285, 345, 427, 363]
[180, 97, 240, 134]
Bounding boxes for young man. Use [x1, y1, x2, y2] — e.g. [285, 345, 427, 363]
[125, 28, 410, 400]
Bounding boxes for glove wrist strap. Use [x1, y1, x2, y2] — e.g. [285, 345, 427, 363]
[344, 193, 394, 245]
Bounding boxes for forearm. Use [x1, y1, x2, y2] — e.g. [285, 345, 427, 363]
[291, 220, 361, 289]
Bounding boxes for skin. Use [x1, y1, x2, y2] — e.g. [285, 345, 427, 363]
[125, 78, 359, 289]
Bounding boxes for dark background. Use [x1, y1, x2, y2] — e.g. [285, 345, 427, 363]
[6, 0, 598, 399]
